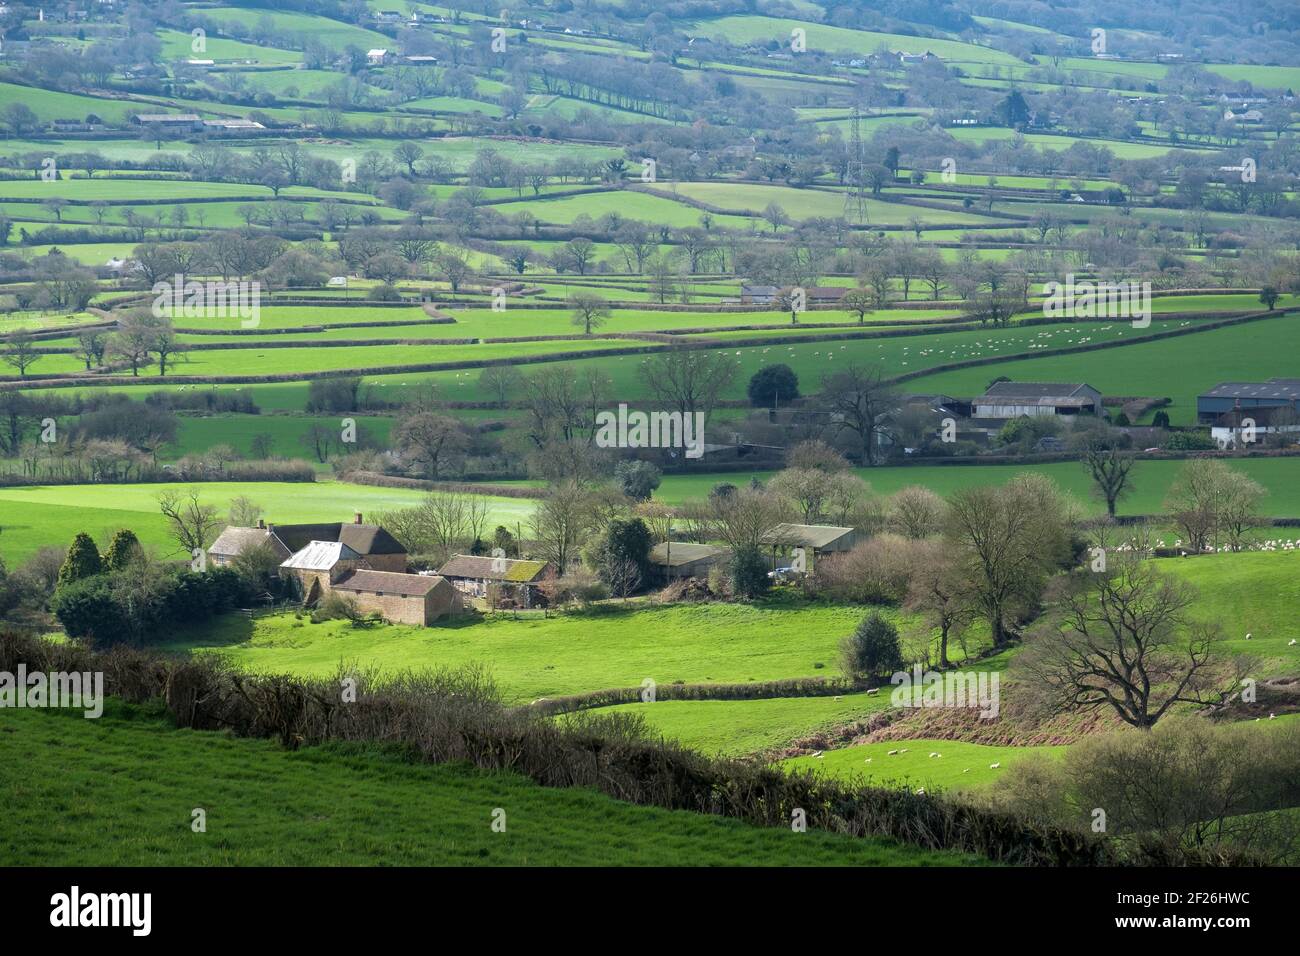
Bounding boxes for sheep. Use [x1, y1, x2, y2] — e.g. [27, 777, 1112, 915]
[812, 750, 824, 758]
[989, 762, 1001, 769]
[1289, 639, 1297, 646]
[929, 752, 940, 758]
[915, 788, 926, 796]
[962, 769, 971, 774]
[864, 757, 872, 763]
[887, 749, 899, 756]
[1246, 633, 1252, 640]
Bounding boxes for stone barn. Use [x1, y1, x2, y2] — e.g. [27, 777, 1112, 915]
[330, 570, 460, 625]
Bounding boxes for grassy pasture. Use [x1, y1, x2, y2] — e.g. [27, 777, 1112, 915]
[0, 480, 531, 564]
[0, 702, 974, 866]
[785, 739, 1068, 792]
[163, 600, 896, 703]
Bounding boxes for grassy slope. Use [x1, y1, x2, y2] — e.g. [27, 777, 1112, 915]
[0, 702, 978, 865]
[784, 739, 1068, 793]
[0, 481, 533, 564]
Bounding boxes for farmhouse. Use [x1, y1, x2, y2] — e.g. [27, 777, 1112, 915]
[1197, 379, 1300, 423]
[741, 284, 778, 304]
[1210, 406, 1300, 449]
[367, 48, 393, 65]
[437, 554, 554, 608]
[972, 382, 1102, 419]
[207, 524, 292, 567]
[649, 542, 727, 581]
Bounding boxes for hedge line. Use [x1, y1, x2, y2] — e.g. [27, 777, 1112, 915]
[1, 631, 1247, 866]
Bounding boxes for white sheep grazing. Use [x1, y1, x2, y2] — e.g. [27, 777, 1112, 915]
[812, 750, 824, 757]
[866, 688, 879, 696]
[864, 757, 872, 763]
[1246, 633, 1252, 640]
[962, 769, 970, 774]
[1269, 714, 1276, 720]
[929, 752, 940, 758]
[887, 749, 899, 756]
[915, 788, 926, 796]
[989, 762, 1001, 769]
[1289, 639, 1297, 646]
[833, 695, 842, 701]
[899, 748, 909, 753]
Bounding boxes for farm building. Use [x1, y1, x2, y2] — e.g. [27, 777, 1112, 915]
[649, 542, 727, 580]
[437, 554, 555, 608]
[209, 514, 407, 571]
[1210, 407, 1300, 449]
[280, 540, 364, 605]
[329, 570, 460, 626]
[131, 113, 204, 131]
[760, 523, 857, 569]
[207, 524, 292, 567]
[741, 284, 778, 304]
[1197, 379, 1300, 423]
[972, 382, 1102, 419]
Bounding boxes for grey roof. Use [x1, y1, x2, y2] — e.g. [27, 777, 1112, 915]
[208, 527, 291, 559]
[1200, 379, 1300, 402]
[133, 113, 201, 122]
[271, 522, 407, 556]
[281, 540, 361, 571]
[332, 569, 448, 597]
[649, 542, 726, 567]
[438, 554, 551, 583]
[977, 382, 1099, 402]
[761, 523, 855, 549]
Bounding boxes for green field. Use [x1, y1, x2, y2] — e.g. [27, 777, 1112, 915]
[164, 600, 895, 703]
[784, 738, 1068, 792]
[0, 702, 976, 866]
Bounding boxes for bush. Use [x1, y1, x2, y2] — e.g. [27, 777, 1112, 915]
[730, 546, 770, 599]
[52, 576, 133, 645]
[613, 459, 661, 501]
[747, 363, 800, 407]
[812, 534, 919, 604]
[1164, 430, 1216, 450]
[839, 612, 903, 681]
[57, 532, 102, 588]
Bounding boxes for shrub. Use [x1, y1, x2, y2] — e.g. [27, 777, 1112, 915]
[102, 529, 143, 572]
[57, 533, 102, 588]
[52, 576, 133, 645]
[730, 546, 770, 599]
[839, 612, 903, 681]
[747, 363, 800, 407]
[613, 459, 661, 501]
[813, 533, 919, 604]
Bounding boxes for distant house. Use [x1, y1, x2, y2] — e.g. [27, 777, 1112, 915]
[131, 113, 204, 132]
[649, 542, 727, 581]
[208, 523, 292, 568]
[740, 284, 778, 304]
[402, 55, 439, 66]
[330, 569, 460, 625]
[209, 513, 408, 574]
[1197, 379, 1300, 423]
[1210, 407, 1300, 449]
[367, 48, 393, 66]
[972, 382, 1102, 419]
[373, 9, 403, 22]
[437, 554, 555, 608]
[804, 286, 848, 304]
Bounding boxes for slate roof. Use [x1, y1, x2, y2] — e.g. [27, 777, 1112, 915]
[208, 527, 291, 559]
[438, 554, 551, 583]
[332, 570, 448, 597]
[977, 382, 1099, 402]
[271, 523, 407, 556]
